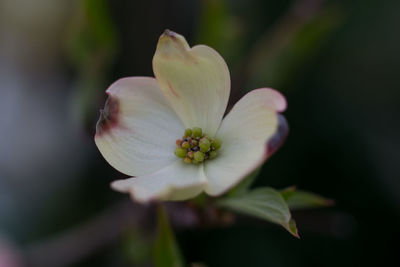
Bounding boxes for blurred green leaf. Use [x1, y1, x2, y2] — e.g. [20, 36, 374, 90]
[196, 0, 245, 64]
[120, 228, 152, 266]
[245, 4, 344, 90]
[287, 218, 299, 237]
[67, 0, 117, 69]
[66, 0, 118, 128]
[218, 187, 299, 238]
[227, 167, 261, 197]
[281, 187, 334, 210]
[280, 186, 297, 201]
[154, 205, 184, 267]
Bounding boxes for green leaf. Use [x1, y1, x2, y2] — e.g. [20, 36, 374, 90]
[287, 219, 299, 238]
[218, 187, 299, 238]
[154, 205, 184, 267]
[280, 187, 334, 210]
[227, 167, 262, 197]
[280, 186, 297, 201]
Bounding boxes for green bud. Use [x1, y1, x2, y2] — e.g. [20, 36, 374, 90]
[199, 138, 210, 152]
[175, 128, 222, 162]
[209, 151, 218, 159]
[181, 141, 190, 149]
[199, 144, 210, 152]
[193, 151, 205, 162]
[212, 138, 222, 150]
[192, 127, 202, 138]
[184, 128, 192, 137]
[174, 147, 187, 158]
[200, 138, 210, 145]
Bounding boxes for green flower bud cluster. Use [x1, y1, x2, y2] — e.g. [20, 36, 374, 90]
[174, 127, 222, 164]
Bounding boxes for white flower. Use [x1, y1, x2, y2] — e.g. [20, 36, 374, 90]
[95, 30, 288, 203]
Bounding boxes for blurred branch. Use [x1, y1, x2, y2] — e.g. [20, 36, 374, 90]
[23, 200, 235, 267]
[25, 200, 148, 267]
[245, 0, 326, 68]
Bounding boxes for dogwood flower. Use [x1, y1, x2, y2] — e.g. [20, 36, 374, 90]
[95, 30, 288, 203]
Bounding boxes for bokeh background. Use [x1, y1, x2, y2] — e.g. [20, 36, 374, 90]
[1, 0, 399, 266]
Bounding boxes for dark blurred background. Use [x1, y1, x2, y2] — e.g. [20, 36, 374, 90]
[0, 0, 399, 266]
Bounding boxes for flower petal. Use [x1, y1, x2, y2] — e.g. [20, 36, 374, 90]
[204, 88, 288, 195]
[111, 161, 207, 203]
[152, 30, 230, 137]
[95, 77, 184, 176]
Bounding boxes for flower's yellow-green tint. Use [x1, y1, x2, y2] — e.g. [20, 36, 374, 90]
[194, 151, 205, 162]
[211, 138, 222, 150]
[174, 127, 222, 164]
[174, 148, 187, 158]
[192, 127, 203, 138]
[199, 138, 210, 152]
[184, 128, 192, 137]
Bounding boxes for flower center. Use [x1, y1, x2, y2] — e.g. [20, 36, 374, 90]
[174, 127, 222, 164]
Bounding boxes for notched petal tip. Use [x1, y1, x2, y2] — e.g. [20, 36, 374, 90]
[95, 95, 120, 136]
[267, 114, 289, 157]
[162, 29, 177, 38]
[156, 29, 191, 59]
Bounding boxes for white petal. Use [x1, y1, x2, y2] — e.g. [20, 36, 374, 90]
[95, 77, 184, 176]
[204, 88, 288, 195]
[111, 161, 207, 203]
[152, 30, 230, 137]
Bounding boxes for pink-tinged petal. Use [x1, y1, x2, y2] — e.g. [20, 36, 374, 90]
[204, 88, 288, 195]
[152, 30, 230, 137]
[95, 77, 184, 176]
[111, 161, 207, 203]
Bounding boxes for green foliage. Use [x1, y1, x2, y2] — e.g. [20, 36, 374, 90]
[196, 0, 245, 63]
[227, 167, 261, 197]
[67, 0, 117, 69]
[154, 205, 184, 267]
[66, 0, 118, 127]
[281, 187, 334, 210]
[218, 187, 299, 238]
[120, 228, 152, 266]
